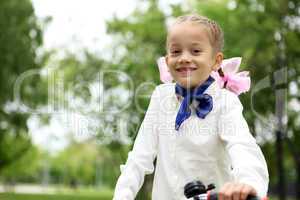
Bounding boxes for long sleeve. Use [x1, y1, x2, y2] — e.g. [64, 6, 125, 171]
[218, 91, 269, 198]
[113, 87, 160, 200]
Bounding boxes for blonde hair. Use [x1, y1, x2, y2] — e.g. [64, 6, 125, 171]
[167, 14, 224, 53]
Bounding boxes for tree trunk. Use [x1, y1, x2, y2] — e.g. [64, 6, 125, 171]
[296, 159, 300, 199]
[284, 136, 300, 199]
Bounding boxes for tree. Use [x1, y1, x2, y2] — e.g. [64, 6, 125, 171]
[40, 49, 129, 188]
[0, 0, 44, 171]
[50, 140, 99, 186]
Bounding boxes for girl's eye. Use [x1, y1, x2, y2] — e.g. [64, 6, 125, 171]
[193, 49, 201, 53]
[171, 50, 181, 54]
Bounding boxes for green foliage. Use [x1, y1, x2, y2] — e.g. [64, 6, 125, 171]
[48, 140, 121, 188]
[0, 192, 113, 200]
[0, 0, 42, 101]
[0, 145, 45, 183]
[0, 0, 45, 171]
[49, 141, 99, 186]
[106, 0, 167, 84]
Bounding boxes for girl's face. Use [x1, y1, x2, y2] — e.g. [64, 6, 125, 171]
[166, 22, 223, 89]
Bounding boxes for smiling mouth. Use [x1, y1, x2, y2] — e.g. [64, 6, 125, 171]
[175, 67, 197, 76]
[176, 67, 197, 72]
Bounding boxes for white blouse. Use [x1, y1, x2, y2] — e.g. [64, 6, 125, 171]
[113, 82, 269, 200]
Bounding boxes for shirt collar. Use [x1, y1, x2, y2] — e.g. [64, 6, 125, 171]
[174, 80, 218, 102]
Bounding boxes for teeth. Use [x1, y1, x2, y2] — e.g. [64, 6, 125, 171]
[177, 67, 196, 72]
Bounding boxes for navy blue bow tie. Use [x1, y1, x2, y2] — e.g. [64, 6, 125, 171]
[175, 76, 214, 131]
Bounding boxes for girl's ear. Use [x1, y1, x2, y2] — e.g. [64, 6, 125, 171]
[212, 52, 223, 71]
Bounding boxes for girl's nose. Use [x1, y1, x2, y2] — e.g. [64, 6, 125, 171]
[178, 51, 191, 63]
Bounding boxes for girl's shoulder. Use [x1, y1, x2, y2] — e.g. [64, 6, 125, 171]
[217, 87, 244, 112]
[219, 87, 240, 100]
[154, 83, 176, 96]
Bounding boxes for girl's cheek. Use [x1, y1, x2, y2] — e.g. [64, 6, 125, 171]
[170, 60, 176, 67]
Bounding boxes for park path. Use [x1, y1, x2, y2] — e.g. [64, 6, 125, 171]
[0, 184, 56, 194]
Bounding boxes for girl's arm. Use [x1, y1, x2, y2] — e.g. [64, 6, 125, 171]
[218, 90, 269, 198]
[113, 87, 160, 200]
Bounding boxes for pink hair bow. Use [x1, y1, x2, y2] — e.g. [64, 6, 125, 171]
[156, 57, 173, 83]
[210, 57, 250, 95]
[156, 56, 250, 95]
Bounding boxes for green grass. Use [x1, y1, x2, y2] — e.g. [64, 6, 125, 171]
[0, 192, 113, 200]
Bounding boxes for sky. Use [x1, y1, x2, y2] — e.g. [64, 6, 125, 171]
[31, 0, 135, 55]
[30, 0, 182, 153]
[31, 0, 182, 55]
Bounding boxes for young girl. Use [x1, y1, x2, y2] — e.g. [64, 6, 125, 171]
[113, 14, 269, 200]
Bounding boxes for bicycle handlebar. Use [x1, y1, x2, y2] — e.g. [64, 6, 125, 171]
[187, 191, 267, 200]
[184, 181, 268, 200]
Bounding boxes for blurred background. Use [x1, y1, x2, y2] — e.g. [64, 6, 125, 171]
[0, 0, 299, 199]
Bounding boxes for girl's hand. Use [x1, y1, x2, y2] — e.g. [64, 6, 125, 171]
[218, 182, 257, 200]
